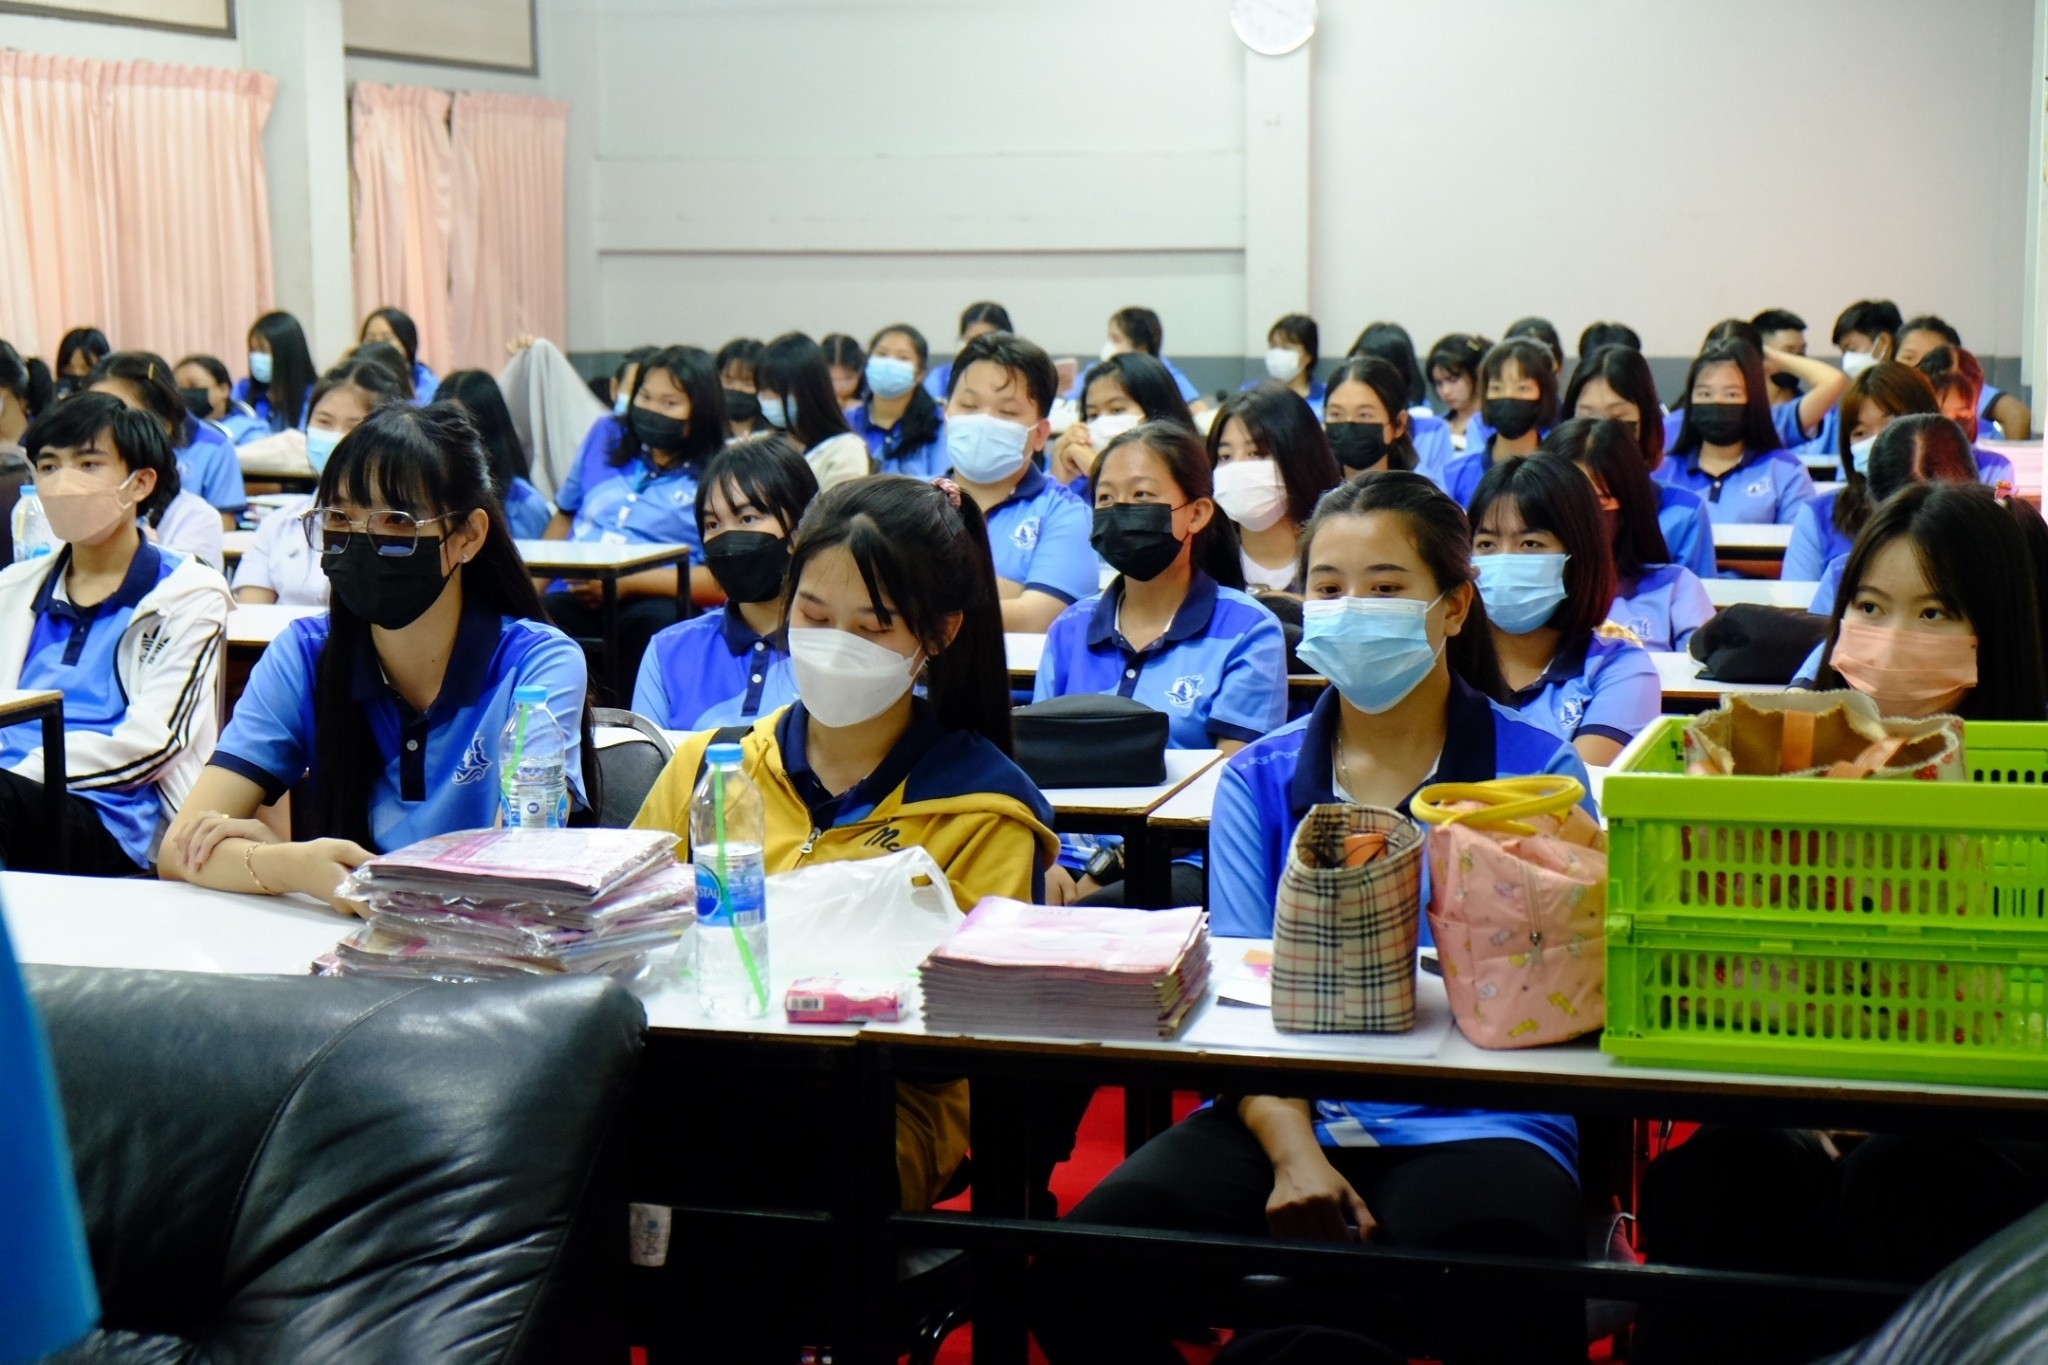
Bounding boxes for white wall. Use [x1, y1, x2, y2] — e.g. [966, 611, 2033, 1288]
[0, 9, 243, 66]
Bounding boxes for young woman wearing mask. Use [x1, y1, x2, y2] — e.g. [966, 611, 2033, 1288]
[1207, 382, 1344, 592]
[87, 352, 247, 532]
[1914, 346, 2016, 487]
[754, 333, 871, 491]
[850, 324, 948, 477]
[173, 355, 265, 445]
[53, 328, 110, 400]
[358, 307, 437, 403]
[1048, 352, 1195, 488]
[1564, 346, 1717, 581]
[1781, 362, 1938, 582]
[1321, 356, 1420, 477]
[1256, 313, 1324, 416]
[1348, 321, 1450, 471]
[818, 333, 866, 412]
[1654, 339, 1815, 526]
[1097, 305, 1205, 411]
[1438, 337, 1558, 508]
[435, 369, 551, 540]
[234, 312, 318, 435]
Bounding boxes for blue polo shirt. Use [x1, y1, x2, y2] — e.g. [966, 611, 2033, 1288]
[1772, 398, 1838, 455]
[976, 464, 1098, 605]
[1611, 563, 1713, 653]
[0, 542, 179, 868]
[634, 604, 795, 730]
[178, 415, 248, 514]
[1655, 447, 1815, 525]
[1657, 483, 1719, 580]
[1409, 409, 1452, 477]
[922, 360, 954, 401]
[501, 477, 551, 540]
[1785, 490, 1855, 582]
[217, 403, 268, 445]
[229, 379, 308, 434]
[851, 402, 948, 477]
[1207, 678, 1585, 1174]
[1981, 384, 2005, 433]
[411, 361, 439, 404]
[569, 456, 701, 561]
[553, 415, 628, 515]
[211, 603, 589, 852]
[1507, 632, 1660, 748]
[1438, 442, 1497, 507]
[1066, 357, 1203, 406]
[1976, 445, 2016, 487]
[1810, 555, 1846, 615]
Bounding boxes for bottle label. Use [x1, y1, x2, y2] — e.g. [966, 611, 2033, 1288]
[695, 860, 764, 927]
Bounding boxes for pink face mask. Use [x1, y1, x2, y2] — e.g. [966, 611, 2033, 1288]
[38, 467, 142, 547]
[1828, 616, 1978, 717]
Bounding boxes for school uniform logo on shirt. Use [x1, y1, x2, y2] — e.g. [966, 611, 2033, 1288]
[1559, 694, 1587, 732]
[1011, 517, 1041, 551]
[452, 733, 492, 786]
[1744, 476, 1773, 499]
[1164, 676, 1205, 709]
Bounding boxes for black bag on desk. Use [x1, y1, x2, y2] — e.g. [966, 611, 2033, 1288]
[1011, 694, 1169, 788]
[1690, 603, 1831, 683]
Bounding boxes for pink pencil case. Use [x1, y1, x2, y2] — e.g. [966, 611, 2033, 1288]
[783, 976, 905, 1024]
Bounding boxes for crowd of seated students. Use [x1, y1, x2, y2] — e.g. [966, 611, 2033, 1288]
[3, 289, 2044, 1363]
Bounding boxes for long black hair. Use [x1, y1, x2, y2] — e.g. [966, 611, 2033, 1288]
[1562, 345, 1665, 468]
[1297, 471, 1508, 702]
[311, 403, 597, 846]
[248, 312, 317, 430]
[1322, 356, 1419, 472]
[348, 341, 416, 400]
[1093, 419, 1245, 590]
[1865, 413, 1978, 503]
[865, 323, 942, 453]
[609, 344, 727, 469]
[785, 475, 1013, 754]
[1816, 482, 2047, 721]
[307, 357, 409, 429]
[436, 368, 533, 496]
[1670, 339, 1781, 458]
[1348, 322, 1426, 407]
[1077, 352, 1195, 428]
[758, 332, 855, 451]
[1831, 361, 1939, 541]
[1469, 454, 1616, 645]
[55, 328, 110, 388]
[1206, 381, 1342, 526]
[85, 351, 191, 447]
[819, 333, 865, 400]
[360, 306, 421, 369]
[694, 432, 818, 541]
[1, 340, 54, 423]
[1540, 418, 1670, 581]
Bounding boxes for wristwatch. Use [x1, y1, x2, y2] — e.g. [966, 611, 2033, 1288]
[1083, 845, 1124, 883]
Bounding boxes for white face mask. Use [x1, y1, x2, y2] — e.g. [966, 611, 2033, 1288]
[1099, 340, 1120, 363]
[1211, 458, 1289, 532]
[946, 411, 1032, 484]
[788, 626, 922, 729]
[1264, 346, 1303, 382]
[1841, 349, 1878, 378]
[1085, 411, 1142, 448]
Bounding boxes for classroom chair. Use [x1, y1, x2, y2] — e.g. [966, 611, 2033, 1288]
[592, 707, 674, 826]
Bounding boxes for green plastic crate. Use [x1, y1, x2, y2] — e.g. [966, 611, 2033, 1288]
[1602, 717, 2048, 1087]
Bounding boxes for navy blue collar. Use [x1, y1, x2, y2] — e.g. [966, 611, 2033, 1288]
[1679, 445, 1762, 478]
[32, 539, 162, 620]
[1505, 634, 1591, 707]
[178, 413, 206, 450]
[1287, 673, 1501, 825]
[351, 595, 500, 714]
[776, 698, 944, 828]
[1086, 570, 1219, 652]
[718, 602, 781, 655]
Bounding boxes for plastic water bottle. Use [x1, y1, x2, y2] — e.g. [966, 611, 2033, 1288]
[12, 486, 52, 561]
[690, 741, 769, 1017]
[498, 684, 569, 829]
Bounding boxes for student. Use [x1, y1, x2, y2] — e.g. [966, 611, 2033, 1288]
[1563, 345, 1717, 581]
[633, 474, 1058, 1210]
[0, 341, 52, 457]
[1543, 419, 1711, 651]
[359, 306, 437, 403]
[1099, 306, 1205, 409]
[754, 333, 871, 490]
[818, 332, 865, 412]
[173, 355, 265, 445]
[1210, 382, 1344, 593]
[1752, 307, 1807, 361]
[1032, 471, 1589, 1365]
[1425, 332, 1488, 452]
[1322, 355, 1420, 476]
[921, 300, 1011, 401]
[0, 393, 229, 875]
[1896, 314, 2032, 440]
[1655, 339, 1815, 525]
[1574, 320, 1641, 367]
[943, 330, 1098, 631]
[1832, 298, 1901, 374]
[436, 370, 550, 540]
[849, 323, 948, 477]
[1915, 345, 2016, 486]
[81, 360, 228, 569]
[1783, 361, 1938, 582]
[162, 403, 591, 902]
[1048, 352, 1195, 488]
[633, 434, 817, 730]
[232, 359, 408, 607]
[53, 328, 109, 399]
[1036, 421, 1282, 905]
[715, 338, 763, 435]
[1438, 336, 1558, 508]
[1257, 313, 1324, 415]
[544, 344, 728, 682]
[1349, 321, 1449, 471]
[1471, 455, 1660, 765]
[234, 312, 317, 435]
[87, 352, 247, 532]
[1505, 315, 1565, 370]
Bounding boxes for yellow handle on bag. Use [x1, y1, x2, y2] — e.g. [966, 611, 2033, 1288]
[1410, 776, 1586, 837]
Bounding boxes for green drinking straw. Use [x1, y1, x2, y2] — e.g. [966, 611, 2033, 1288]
[714, 762, 767, 1009]
[506, 703, 531, 816]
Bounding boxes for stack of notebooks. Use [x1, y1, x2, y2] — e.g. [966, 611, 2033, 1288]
[919, 899, 1210, 1039]
[319, 828, 695, 983]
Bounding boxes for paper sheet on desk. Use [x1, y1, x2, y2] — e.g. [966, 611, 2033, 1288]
[1185, 971, 1452, 1059]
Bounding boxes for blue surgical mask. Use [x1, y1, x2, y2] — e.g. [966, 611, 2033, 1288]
[946, 411, 1032, 484]
[1475, 552, 1570, 634]
[248, 351, 274, 385]
[1850, 434, 1876, 476]
[758, 394, 792, 430]
[305, 425, 342, 474]
[865, 354, 918, 400]
[1297, 594, 1445, 714]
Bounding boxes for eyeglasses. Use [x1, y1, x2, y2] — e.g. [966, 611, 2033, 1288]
[301, 507, 459, 558]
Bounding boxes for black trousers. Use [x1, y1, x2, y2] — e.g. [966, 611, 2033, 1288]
[1029, 1104, 1585, 1365]
[1076, 861, 1209, 910]
[541, 591, 680, 705]
[1633, 1126, 2048, 1365]
[0, 767, 147, 875]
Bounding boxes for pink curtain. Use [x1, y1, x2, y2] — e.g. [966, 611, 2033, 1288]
[349, 83, 455, 381]
[448, 92, 567, 374]
[0, 52, 273, 366]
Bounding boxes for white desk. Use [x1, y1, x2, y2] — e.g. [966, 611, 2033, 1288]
[1709, 522, 1793, 557]
[1004, 631, 1045, 682]
[1703, 578, 1818, 609]
[1040, 747, 1219, 817]
[2, 872, 345, 974]
[1652, 650, 1782, 707]
[1148, 756, 1225, 831]
[221, 529, 252, 567]
[228, 603, 324, 651]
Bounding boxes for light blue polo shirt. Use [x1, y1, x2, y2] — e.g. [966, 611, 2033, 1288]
[0, 542, 181, 868]
[501, 477, 551, 540]
[1409, 408, 1452, 477]
[634, 604, 796, 731]
[1810, 555, 1846, 615]
[178, 415, 248, 513]
[975, 464, 1098, 605]
[1208, 678, 1587, 1174]
[1981, 384, 2005, 434]
[218, 403, 268, 446]
[1657, 483, 1719, 580]
[851, 402, 948, 477]
[1655, 446, 1815, 525]
[1611, 563, 1714, 653]
[1976, 445, 2016, 487]
[922, 360, 954, 401]
[553, 414, 628, 514]
[411, 361, 439, 404]
[1438, 442, 1496, 507]
[211, 604, 588, 852]
[229, 379, 308, 434]
[1785, 489, 1855, 582]
[569, 457, 701, 559]
[1506, 632, 1660, 748]
[1772, 398, 1838, 455]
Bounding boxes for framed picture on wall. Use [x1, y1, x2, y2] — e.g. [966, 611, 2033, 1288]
[0, 0, 233, 36]
[342, 0, 537, 75]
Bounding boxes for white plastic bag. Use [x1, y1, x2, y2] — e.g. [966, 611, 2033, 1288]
[766, 846, 964, 987]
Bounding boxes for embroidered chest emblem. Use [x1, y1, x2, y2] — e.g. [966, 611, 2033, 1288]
[452, 733, 492, 786]
[1011, 517, 1041, 551]
[1559, 693, 1587, 731]
[1164, 675, 1204, 708]
[1743, 476, 1772, 499]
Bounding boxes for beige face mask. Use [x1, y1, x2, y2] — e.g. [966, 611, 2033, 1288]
[39, 467, 141, 546]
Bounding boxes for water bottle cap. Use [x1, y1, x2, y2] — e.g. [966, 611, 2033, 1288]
[512, 684, 548, 705]
[707, 742, 744, 764]
[18, 486, 35, 498]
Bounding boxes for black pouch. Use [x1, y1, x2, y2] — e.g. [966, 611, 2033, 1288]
[1690, 603, 1831, 684]
[1011, 694, 1169, 788]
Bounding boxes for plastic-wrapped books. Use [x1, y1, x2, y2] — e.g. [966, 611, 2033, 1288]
[919, 899, 1210, 1039]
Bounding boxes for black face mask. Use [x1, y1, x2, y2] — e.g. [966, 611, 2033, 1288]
[1482, 397, 1541, 441]
[1090, 503, 1183, 583]
[179, 387, 212, 418]
[1689, 402, 1746, 447]
[325, 536, 454, 630]
[629, 406, 688, 453]
[723, 388, 762, 425]
[704, 530, 789, 604]
[1326, 421, 1387, 472]
[1769, 370, 1802, 395]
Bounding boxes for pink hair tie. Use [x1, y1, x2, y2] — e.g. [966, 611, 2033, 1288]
[931, 476, 963, 510]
